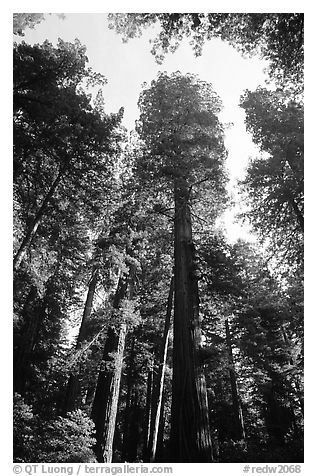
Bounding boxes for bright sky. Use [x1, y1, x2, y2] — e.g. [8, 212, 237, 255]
[14, 13, 270, 242]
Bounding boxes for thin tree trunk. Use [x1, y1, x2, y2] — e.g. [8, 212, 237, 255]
[13, 167, 65, 271]
[142, 367, 153, 462]
[148, 275, 174, 462]
[170, 184, 213, 462]
[63, 265, 99, 414]
[84, 382, 97, 407]
[225, 317, 245, 440]
[155, 389, 166, 462]
[103, 321, 127, 462]
[91, 275, 131, 462]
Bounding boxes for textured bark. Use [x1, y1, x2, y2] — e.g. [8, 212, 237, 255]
[63, 266, 99, 414]
[170, 184, 213, 462]
[13, 167, 65, 271]
[225, 318, 245, 440]
[148, 276, 174, 462]
[91, 275, 129, 462]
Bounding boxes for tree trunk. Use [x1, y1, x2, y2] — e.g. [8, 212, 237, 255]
[263, 382, 289, 446]
[122, 335, 136, 461]
[14, 287, 43, 394]
[91, 324, 127, 462]
[148, 275, 174, 462]
[225, 317, 246, 441]
[125, 390, 143, 462]
[63, 265, 99, 414]
[13, 167, 65, 271]
[170, 184, 213, 462]
[91, 275, 130, 462]
[155, 389, 166, 462]
[142, 367, 153, 462]
[103, 321, 127, 462]
[77, 266, 99, 346]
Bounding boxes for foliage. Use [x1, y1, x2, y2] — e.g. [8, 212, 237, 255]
[36, 410, 96, 463]
[13, 38, 126, 446]
[13, 14, 46, 35]
[13, 393, 37, 462]
[239, 88, 303, 267]
[108, 13, 303, 87]
[135, 71, 228, 219]
[192, 234, 303, 461]
[14, 394, 96, 463]
[13, 13, 66, 36]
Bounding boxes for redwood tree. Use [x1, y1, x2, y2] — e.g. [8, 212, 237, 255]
[136, 72, 227, 462]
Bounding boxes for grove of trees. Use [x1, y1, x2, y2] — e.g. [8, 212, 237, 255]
[13, 13, 303, 464]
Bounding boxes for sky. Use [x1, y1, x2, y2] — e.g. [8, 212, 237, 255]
[13, 13, 273, 242]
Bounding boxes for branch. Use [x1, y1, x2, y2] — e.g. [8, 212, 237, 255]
[66, 322, 109, 369]
[188, 175, 212, 196]
[189, 209, 209, 224]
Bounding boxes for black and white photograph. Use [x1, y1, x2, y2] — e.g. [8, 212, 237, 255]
[12, 6, 304, 469]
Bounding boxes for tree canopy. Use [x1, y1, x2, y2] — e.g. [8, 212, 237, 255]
[239, 88, 303, 267]
[108, 13, 303, 88]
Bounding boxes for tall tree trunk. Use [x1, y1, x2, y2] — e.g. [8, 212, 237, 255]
[63, 265, 99, 414]
[91, 275, 131, 462]
[148, 275, 174, 462]
[225, 317, 245, 441]
[103, 321, 127, 462]
[170, 184, 213, 462]
[142, 367, 153, 462]
[122, 335, 136, 461]
[13, 167, 65, 271]
[155, 389, 166, 462]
